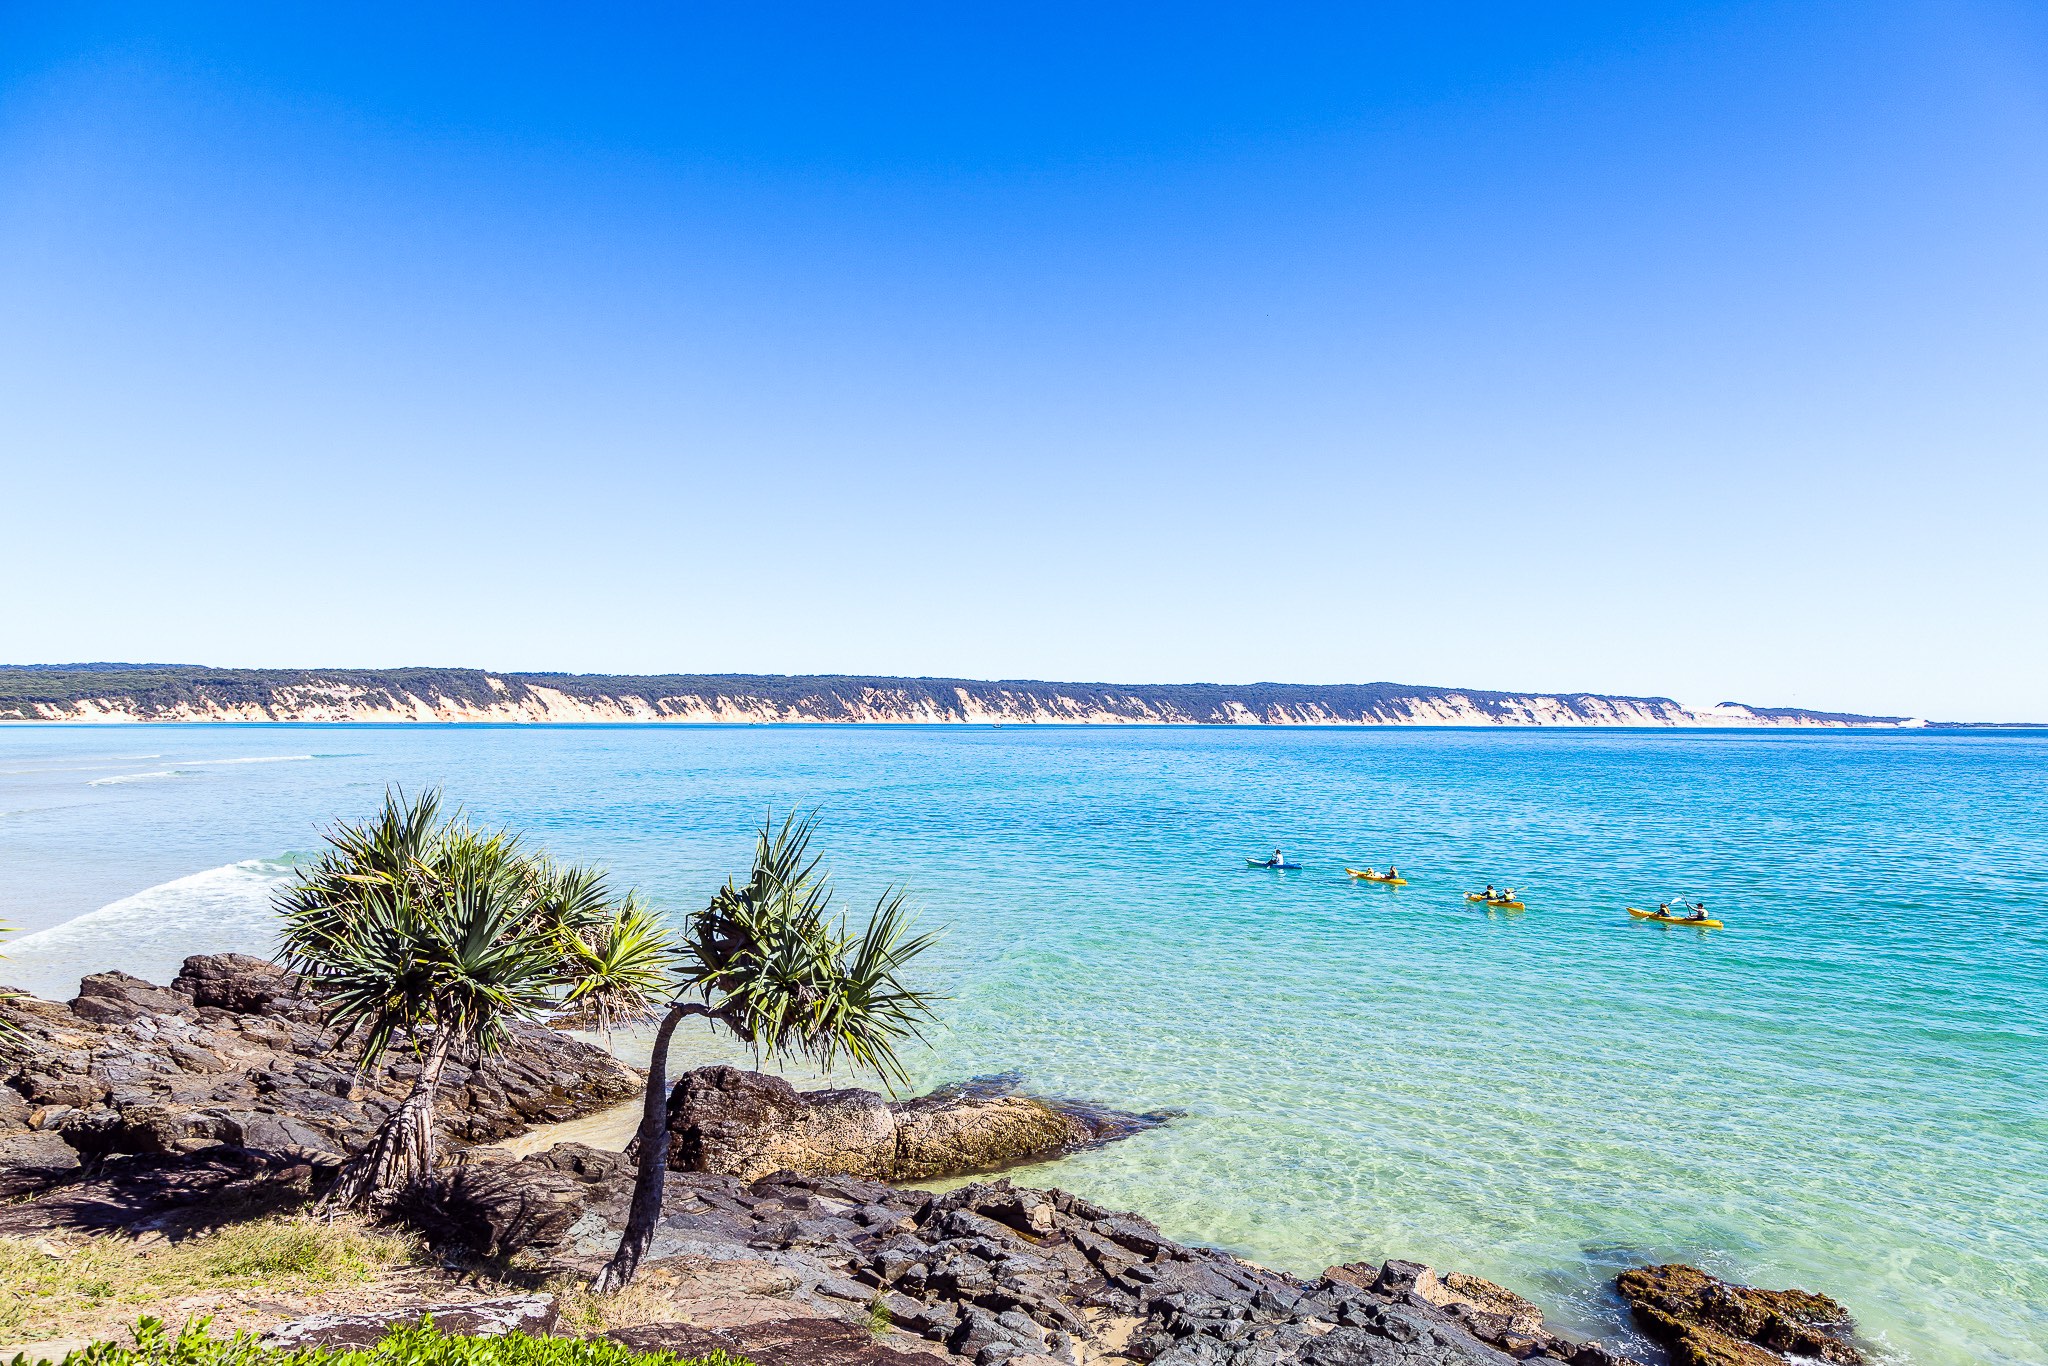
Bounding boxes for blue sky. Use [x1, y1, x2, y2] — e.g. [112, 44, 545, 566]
[2, 3, 2044, 719]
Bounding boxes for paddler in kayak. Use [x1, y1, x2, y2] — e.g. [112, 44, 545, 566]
[1684, 901, 1710, 922]
[1481, 883, 1498, 900]
[1271, 848, 1286, 868]
[1386, 865, 1400, 881]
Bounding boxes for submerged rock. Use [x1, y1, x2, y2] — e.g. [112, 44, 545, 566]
[0, 952, 641, 1212]
[1615, 1264, 1863, 1366]
[666, 1065, 1166, 1184]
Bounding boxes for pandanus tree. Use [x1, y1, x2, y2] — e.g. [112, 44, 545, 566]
[277, 789, 671, 1211]
[593, 811, 939, 1293]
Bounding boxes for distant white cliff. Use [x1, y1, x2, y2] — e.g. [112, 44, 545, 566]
[0, 667, 1922, 727]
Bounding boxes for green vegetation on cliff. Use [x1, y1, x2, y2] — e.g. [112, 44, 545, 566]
[0, 664, 1922, 725]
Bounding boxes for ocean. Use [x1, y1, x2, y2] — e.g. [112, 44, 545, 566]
[1, 723, 2041, 1365]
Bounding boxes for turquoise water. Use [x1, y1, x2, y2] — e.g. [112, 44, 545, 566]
[1, 725, 2043, 1365]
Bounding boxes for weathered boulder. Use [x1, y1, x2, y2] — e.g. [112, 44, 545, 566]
[894, 1092, 1091, 1182]
[175, 953, 321, 1022]
[405, 1143, 638, 1259]
[671, 1069, 899, 1181]
[0, 953, 641, 1204]
[667, 1066, 1161, 1184]
[1616, 1264, 1863, 1366]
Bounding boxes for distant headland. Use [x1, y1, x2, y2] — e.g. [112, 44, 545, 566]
[2, 663, 2023, 727]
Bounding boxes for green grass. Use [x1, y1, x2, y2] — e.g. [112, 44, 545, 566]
[0, 1216, 417, 1340]
[19, 1318, 750, 1366]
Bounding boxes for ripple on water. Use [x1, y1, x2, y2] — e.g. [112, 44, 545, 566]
[0, 725, 2042, 1366]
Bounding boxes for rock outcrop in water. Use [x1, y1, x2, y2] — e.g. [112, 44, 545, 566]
[1615, 1264, 1864, 1366]
[0, 953, 640, 1199]
[668, 1065, 1169, 1183]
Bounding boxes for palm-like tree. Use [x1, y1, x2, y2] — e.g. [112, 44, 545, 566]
[593, 811, 939, 1293]
[278, 789, 672, 1211]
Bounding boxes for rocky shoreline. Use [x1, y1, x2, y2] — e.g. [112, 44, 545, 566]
[0, 957, 1870, 1366]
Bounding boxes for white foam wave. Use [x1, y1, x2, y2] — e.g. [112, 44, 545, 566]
[179, 756, 316, 767]
[83, 756, 317, 786]
[0, 755, 164, 775]
[1, 858, 296, 1001]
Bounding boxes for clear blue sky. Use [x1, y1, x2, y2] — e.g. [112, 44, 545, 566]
[3, 3, 2044, 719]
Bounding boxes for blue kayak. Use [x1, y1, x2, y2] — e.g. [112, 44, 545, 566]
[1247, 858, 1303, 869]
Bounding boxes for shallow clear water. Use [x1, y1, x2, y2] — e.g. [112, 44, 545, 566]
[1, 724, 2042, 1366]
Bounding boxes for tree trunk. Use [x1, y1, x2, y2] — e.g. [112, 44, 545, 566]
[592, 1000, 707, 1292]
[321, 1027, 457, 1212]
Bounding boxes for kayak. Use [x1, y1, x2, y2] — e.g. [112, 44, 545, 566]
[1346, 868, 1408, 885]
[1628, 906, 1723, 929]
[1465, 893, 1525, 909]
[1247, 858, 1303, 870]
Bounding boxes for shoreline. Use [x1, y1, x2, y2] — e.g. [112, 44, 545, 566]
[0, 960, 1879, 1366]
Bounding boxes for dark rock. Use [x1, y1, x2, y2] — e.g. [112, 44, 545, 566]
[0, 954, 641, 1204]
[1325, 1263, 1381, 1293]
[610, 1317, 937, 1366]
[70, 971, 191, 1024]
[1616, 1264, 1864, 1366]
[1297, 1314, 1523, 1366]
[173, 954, 319, 1021]
[263, 1296, 557, 1348]
[0, 1080, 35, 1127]
[0, 1129, 83, 1198]
[0, 1147, 313, 1238]
[404, 1143, 639, 1258]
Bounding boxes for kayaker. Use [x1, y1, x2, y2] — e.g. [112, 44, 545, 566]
[1685, 901, 1709, 922]
[1272, 848, 1286, 868]
[1482, 883, 1497, 899]
[1386, 865, 1399, 880]
[1500, 887, 1516, 902]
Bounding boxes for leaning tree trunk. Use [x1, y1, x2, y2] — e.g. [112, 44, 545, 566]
[322, 1027, 457, 1212]
[592, 1000, 708, 1292]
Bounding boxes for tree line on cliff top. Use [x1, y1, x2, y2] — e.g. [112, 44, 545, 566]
[6, 662, 1910, 724]
[273, 788, 940, 1294]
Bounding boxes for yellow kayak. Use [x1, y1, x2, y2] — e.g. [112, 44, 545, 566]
[1466, 893, 1525, 909]
[1346, 868, 1408, 885]
[1628, 906, 1723, 929]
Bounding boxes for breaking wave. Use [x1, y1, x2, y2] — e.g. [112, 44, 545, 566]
[85, 756, 315, 786]
[1, 858, 297, 1001]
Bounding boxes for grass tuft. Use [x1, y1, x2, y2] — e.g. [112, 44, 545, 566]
[0, 1215, 417, 1342]
[543, 1276, 689, 1336]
